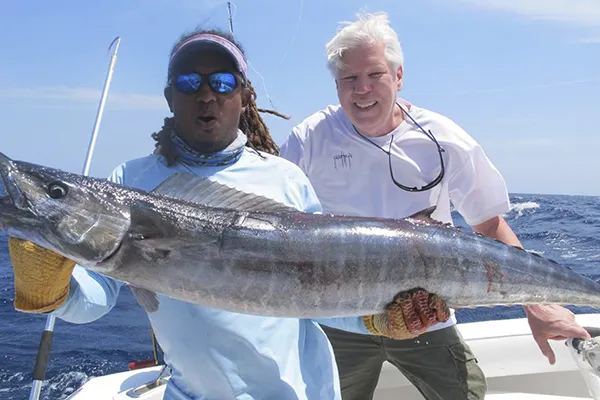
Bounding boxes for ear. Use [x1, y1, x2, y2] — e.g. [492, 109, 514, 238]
[164, 86, 173, 113]
[240, 87, 254, 111]
[396, 66, 403, 91]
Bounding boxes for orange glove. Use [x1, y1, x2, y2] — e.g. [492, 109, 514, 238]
[8, 237, 76, 313]
[363, 288, 451, 340]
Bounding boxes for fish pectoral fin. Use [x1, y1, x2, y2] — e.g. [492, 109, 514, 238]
[151, 172, 299, 213]
[131, 235, 222, 263]
[129, 285, 160, 313]
[130, 236, 175, 261]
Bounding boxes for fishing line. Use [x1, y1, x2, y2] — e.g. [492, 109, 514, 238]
[226, 1, 277, 110]
[274, 0, 304, 73]
[227, 1, 236, 36]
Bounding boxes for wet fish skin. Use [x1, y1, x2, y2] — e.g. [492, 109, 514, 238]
[0, 155, 131, 264]
[1, 150, 600, 318]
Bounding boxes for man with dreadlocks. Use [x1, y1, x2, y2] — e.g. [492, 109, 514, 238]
[151, 78, 285, 157]
[6, 28, 429, 400]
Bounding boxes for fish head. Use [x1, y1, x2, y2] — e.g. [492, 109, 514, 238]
[0, 151, 131, 268]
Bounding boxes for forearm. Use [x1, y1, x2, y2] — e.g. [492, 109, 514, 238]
[51, 266, 123, 324]
[473, 216, 522, 248]
[473, 216, 538, 313]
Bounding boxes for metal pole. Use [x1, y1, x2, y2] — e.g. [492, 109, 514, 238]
[82, 36, 121, 176]
[28, 36, 122, 400]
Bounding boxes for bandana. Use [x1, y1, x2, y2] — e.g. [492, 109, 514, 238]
[170, 129, 247, 166]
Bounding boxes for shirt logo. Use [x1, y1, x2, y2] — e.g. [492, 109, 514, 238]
[333, 151, 352, 169]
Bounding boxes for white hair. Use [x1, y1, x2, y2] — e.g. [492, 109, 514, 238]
[326, 12, 404, 77]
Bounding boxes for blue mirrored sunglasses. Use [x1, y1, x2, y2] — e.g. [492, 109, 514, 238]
[172, 72, 241, 95]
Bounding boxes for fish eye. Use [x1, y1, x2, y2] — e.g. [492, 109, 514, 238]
[48, 181, 68, 199]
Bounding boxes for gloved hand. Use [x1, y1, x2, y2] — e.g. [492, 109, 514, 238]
[8, 237, 76, 313]
[363, 288, 451, 340]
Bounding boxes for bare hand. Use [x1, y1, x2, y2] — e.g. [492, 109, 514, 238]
[525, 304, 590, 365]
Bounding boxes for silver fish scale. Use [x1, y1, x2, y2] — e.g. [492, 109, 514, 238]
[3, 155, 600, 318]
[96, 206, 600, 317]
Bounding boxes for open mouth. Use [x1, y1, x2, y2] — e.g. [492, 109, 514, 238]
[197, 116, 217, 124]
[355, 101, 377, 111]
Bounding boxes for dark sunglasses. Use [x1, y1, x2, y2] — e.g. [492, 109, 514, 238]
[171, 72, 243, 95]
[354, 103, 445, 193]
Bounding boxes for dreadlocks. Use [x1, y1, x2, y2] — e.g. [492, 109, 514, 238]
[152, 28, 287, 166]
[240, 82, 287, 156]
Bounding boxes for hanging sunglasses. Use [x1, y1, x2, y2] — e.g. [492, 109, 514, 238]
[171, 71, 243, 95]
[354, 103, 445, 193]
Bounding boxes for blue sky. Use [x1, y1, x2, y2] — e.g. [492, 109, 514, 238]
[1, 0, 599, 196]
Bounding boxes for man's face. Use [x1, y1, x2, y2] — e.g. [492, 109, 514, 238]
[335, 42, 403, 137]
[167, 50, 246, 153]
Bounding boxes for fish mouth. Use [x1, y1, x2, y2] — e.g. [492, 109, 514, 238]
[0, 152, 38, 235]
[0, 152, 30, 211]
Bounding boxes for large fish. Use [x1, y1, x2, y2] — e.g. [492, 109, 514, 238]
[1, 150, 599, 318]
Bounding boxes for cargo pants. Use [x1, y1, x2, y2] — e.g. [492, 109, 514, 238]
[321, 324, 487, 400]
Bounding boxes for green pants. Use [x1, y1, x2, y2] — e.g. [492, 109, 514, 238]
[321, 324, 487, 400]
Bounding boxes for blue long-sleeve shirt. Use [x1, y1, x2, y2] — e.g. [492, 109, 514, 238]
[51, 148, 369, 400]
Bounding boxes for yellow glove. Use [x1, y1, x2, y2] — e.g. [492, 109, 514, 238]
[363, 288, 451, 340]
[8, 237, 76, 313]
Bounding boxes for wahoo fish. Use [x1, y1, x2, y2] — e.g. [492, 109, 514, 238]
[1, 150, 599, 318]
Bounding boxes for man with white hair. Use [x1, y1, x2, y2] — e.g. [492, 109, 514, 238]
[280, 11, 590, 400]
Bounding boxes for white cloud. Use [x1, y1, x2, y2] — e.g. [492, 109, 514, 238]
[484, 136, 600, 150]
[148, 0, 229, 12]
[196, 0, 229, 10]
[485, 138, 563, 149]
[112, 0, 229, 24]
[455, 0, 600, 26]
[578, 36, 600, 44]
[127, 0, 227, 10]
[409, 77, 600, 97]
[0, 86, 167, 111]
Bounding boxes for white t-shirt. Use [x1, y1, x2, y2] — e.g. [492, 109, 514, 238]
[280, 101, 511, 332]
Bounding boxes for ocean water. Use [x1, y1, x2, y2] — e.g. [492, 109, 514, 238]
[0, 193, 599, 399]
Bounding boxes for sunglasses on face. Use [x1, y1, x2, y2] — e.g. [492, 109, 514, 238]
[171, 71, 243, 95]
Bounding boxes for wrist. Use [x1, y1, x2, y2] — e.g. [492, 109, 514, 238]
[362, 315, 381, 335]
[9, 238, 76, 313]
[14, 283, 71, 313]
[524, 304, 558, 319]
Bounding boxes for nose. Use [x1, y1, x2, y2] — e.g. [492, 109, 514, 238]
[194, 81, 216, 103]
[354, 76, 372, 95]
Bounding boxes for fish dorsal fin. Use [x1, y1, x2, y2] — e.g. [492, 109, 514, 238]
[152, 172, 298, 213]
[408, 206, 437, 220]
[406, 206, 451, 226]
